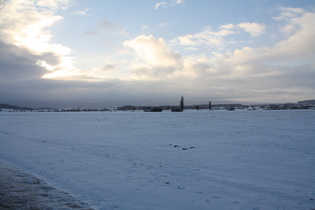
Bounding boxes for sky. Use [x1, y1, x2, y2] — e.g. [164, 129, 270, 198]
[0, 0, 314, 108]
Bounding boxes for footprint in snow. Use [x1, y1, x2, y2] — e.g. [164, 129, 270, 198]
[169, 144, 195, 150]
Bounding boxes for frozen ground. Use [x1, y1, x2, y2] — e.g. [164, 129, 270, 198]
[0, 110, 314, 209]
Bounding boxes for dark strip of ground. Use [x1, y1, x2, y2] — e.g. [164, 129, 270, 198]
[0, 160, 93, 210]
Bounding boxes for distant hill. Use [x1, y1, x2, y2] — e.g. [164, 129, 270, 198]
[0, 104, 33, 110]
[297, 100, 315, 104]
[0, 104, 20, 109]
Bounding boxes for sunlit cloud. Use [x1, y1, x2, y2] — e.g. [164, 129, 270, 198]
[237, 22, 265, 37]
[124, 35, 182, 78]
[273, 7, 309, 36]
[220, 24, 236, 30]
[172, 27, 236, 49]
[172, 21, 265, 52]
[37, 0, 71, 10]
[0, 0, 80, 79]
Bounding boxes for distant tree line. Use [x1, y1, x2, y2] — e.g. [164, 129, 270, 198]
[1, 98, 315, 113]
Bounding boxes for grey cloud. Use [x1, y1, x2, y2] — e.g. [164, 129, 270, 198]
[37, 52, 61, 66]
[99, 20, 115, 30]
[133, 66, 178, 78]
[0, 41, 46, 80]
[103, 64, 116, 71]
[85, 31, 98, 36]
[0, 41, 186, 107]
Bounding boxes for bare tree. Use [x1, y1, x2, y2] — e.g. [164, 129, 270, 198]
[180, 96, 184, 112]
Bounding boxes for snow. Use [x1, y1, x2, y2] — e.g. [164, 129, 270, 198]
[0, 110, 314, 209]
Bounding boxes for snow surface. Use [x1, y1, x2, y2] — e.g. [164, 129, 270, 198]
[0, 110, 314, 209]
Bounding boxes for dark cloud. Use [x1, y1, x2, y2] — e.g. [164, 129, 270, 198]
[37, 52, 61, 66]
[0, 41, 185, 107]
[0, 41, 46, 80]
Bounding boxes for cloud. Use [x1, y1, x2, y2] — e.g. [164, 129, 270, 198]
[0, 41, 47, 80]
[154, 0, 184, 10]
[72, 8, 90, 16]
[154, 1, 167, 10]
[0, 40, 167, 107]
[274, 7, 310, 37]
[36, 0, 71, 10]
[237, 22, 265, 37]
[168, 7, 315, 103]
[103, 63, 116, 71]
[0, 40, 182, 107]
[0, 40, 70, 106]
[273, 7, 305, 21]
[172, 21, 265, 52]
[124, 35, 182, 78]
[172, 27, 236, 49]
[99, 20, 115, 29]
[142, 25, 149, 30]
[220, 24, 237, 30]
[0, 0, 81, 80]
[1, 4, 314, 107]
[0, 0, 126, 82]
[188, 8, 314, 101]
[85, 31, 98, 36]
[98, 19, 127, 36]
[159, 22, 168, 27]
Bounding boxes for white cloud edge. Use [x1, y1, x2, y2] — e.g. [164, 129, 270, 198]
[173, 22, 265, 48]
[72, 8, 90, 16]
[154, 0, 184, 10]
[154, 1, 167, 10]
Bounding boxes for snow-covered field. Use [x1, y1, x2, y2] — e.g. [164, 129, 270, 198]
[0, 110, 314, 209]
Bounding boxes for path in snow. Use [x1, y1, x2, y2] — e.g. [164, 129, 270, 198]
[0, 160, 92, 209]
